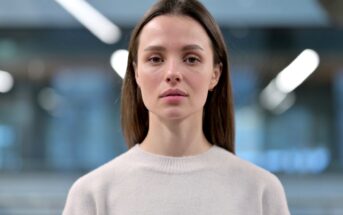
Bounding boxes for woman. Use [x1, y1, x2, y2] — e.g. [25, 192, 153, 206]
[63, 0, 290, 214]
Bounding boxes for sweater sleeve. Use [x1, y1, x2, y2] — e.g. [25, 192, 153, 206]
[62, 178, 97, 215]
[262, 174, 290, 215]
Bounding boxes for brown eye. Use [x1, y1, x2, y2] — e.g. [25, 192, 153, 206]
[184, 56, 200, 64]
[148, 56, 164, 64]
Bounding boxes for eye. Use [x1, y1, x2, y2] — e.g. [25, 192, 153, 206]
[184, 55, 200, 65]
[148, 56, 164, 64]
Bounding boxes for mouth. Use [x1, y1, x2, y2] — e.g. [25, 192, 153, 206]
[159, 89, 188, 98]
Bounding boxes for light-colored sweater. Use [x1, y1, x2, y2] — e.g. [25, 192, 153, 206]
[63, 144, 290, 215]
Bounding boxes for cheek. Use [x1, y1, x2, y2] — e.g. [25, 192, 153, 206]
[188, 71, 213, 92]
[186, 76, 210, 106]
[139, 72, 160, 90]
[137, 69, 163, 102]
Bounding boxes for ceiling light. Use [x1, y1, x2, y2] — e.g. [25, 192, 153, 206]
[0, 70, 14, 93]
[260, 49, 319, 113]
[55, 0, 121, 44]
[110, 49, 129, 79]
[275, 49, 320, 93]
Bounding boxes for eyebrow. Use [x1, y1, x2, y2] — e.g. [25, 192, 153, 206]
[143, 44, 204, 52]
[182, 44, 204, 52]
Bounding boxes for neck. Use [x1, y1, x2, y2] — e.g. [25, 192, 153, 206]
[140, 112, 212, 157]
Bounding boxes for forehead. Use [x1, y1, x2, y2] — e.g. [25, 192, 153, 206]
[138, 15, 212, 50]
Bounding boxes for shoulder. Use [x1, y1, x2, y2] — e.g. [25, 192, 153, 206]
[67, 146, 137, 196]
[212, 146, 285, 189]
[73, 147, 135, 189]
[63, 148, 136, 214]
[212, 146, 290, 214]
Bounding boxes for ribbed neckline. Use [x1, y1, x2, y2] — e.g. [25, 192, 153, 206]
[129, 144, 220, 174]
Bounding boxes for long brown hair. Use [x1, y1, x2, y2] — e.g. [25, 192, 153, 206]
[121, 0, 235, 153]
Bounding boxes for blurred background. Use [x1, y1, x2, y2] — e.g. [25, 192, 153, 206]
[0, 0, 342, 214]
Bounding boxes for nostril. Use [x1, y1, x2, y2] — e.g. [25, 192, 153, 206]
[166, 74, 181, 83]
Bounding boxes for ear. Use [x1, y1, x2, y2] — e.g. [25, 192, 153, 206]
[209, 62, 222, 91]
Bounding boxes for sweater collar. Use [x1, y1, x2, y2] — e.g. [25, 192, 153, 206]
[128, 144, 220, 174]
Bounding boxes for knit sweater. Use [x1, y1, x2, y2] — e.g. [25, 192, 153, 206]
[63, 144, 290, 215]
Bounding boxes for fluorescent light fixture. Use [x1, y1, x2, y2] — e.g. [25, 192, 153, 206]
[110, 49, 129, 79]
[0, 70, 14, 93]
[275, 49, 319, 93]
[260, 49, 319, 113]
[260, 80, 288, 111]
[260, 87, 295, 114]
[55, 0, 121, 44]
[273, 92, 296, 114]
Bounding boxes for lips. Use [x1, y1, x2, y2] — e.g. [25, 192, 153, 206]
[159, 89, 188, 98]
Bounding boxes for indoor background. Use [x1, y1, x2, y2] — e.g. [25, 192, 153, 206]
[0, 0, 342, 214]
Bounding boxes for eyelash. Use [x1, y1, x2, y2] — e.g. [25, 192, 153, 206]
[147, 55, 201, 65]
[184, 55, 200, 64]
[148, 56, 164, 64]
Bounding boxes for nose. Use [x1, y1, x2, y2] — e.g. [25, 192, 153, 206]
[165, 60, 182, 85]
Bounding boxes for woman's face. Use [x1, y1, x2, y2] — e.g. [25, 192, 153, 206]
[135, 15, 221, 120]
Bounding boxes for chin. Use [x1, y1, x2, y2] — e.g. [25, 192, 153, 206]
[150, 107, 202, 121]
[150, 109, 187, 121]
[163, 111, 186, 120]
